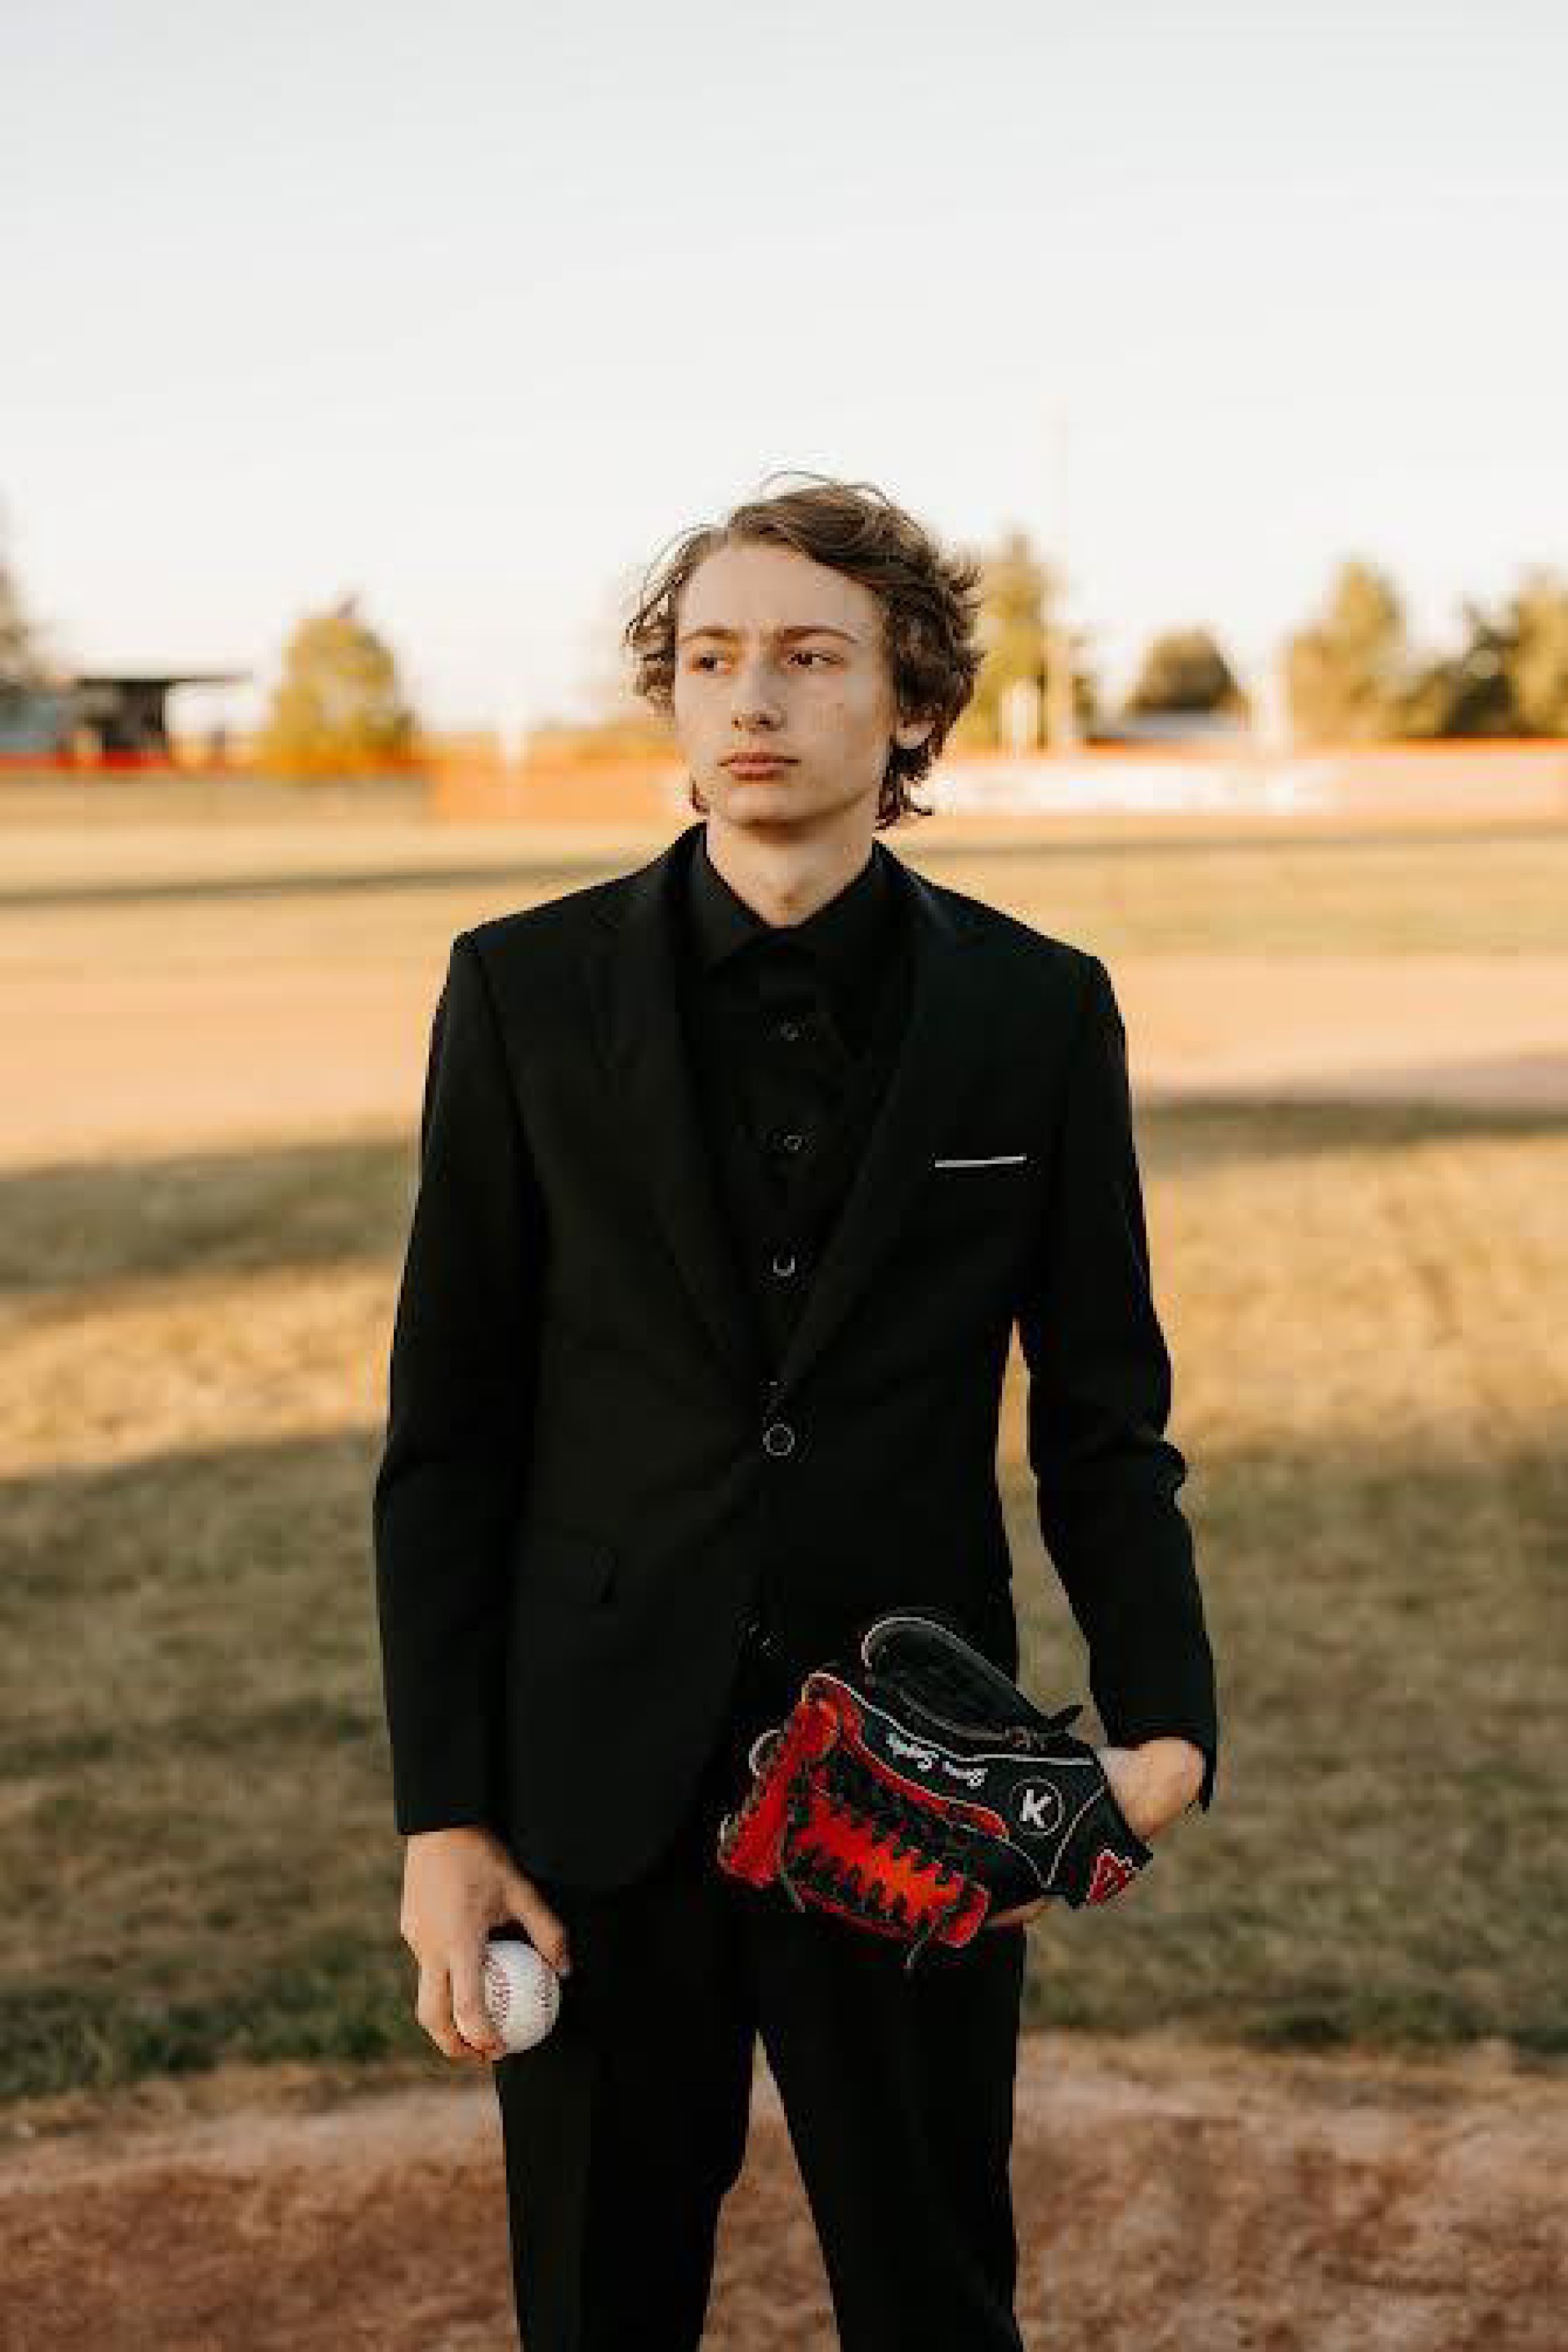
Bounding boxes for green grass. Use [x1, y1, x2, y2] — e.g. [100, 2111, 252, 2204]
[3, 1091, 1566, 2101]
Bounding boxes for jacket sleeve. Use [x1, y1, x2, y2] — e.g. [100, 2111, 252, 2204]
[1015, 952, 1219, 1811]
[372, 931, 543, 1835]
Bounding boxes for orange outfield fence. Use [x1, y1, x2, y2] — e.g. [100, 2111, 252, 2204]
[425, 738, 1568, 832]
[1, 739, 1565, 835]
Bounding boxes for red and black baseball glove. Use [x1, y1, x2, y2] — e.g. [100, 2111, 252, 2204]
[715, 1609, 1153, 1970]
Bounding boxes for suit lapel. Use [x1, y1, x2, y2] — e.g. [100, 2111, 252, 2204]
[590, 819, 987, 1404]
[589, 822, 761, 1391]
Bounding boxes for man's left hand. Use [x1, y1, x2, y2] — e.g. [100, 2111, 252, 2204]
[984, 1736, 1205, 1928]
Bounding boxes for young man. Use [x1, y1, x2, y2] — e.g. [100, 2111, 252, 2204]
[372, 476, 1220, 2350]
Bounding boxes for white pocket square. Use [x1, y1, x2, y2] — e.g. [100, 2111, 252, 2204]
[931, 1152, 1031, 1169]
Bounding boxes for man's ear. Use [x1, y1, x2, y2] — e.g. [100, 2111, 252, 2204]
[893, 710, 936, 754]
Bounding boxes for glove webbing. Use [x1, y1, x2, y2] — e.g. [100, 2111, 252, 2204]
[775, 1736, 987, 1971]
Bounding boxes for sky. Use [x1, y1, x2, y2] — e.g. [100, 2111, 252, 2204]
[6, 0, 1566, 742]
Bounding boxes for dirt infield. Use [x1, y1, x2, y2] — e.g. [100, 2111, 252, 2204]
[4, 811, 1568, 1169]
[2, 2032, 1562, 2350]
[4, 921, 1567, 1170]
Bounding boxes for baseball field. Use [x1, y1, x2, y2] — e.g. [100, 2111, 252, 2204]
[2, 785, 1564, 2346]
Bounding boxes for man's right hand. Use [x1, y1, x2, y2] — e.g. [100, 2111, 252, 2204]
[400, 1825, 573, 2065]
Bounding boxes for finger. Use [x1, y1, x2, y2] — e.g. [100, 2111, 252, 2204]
[505, 1873, 573, 1978]
[452, 1940, 506, 2060]
[416, 1960, 482, 2065]
[987, 1900, 1045, 1929]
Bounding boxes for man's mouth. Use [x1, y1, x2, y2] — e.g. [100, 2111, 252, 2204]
[724, 756, 795, 775]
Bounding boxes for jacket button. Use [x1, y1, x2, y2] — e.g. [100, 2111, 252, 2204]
[762, 1420, 796, 1457]
[771, 1250, 797, 1278]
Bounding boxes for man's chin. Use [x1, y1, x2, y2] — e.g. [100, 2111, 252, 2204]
[713, 770, 800, 795]
[706, 774, 866, 821]
[706, 777, 811, 824]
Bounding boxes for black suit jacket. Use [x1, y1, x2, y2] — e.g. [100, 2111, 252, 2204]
[372, 818, 1219, 1887]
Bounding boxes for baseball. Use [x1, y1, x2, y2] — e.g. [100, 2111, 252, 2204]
[482, 1936, 563, 2053]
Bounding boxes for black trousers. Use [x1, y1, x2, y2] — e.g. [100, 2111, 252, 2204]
[490, 1637, 1029, 2350]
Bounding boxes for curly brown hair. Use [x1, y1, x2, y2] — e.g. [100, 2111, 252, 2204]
[622, 470, 985, 829]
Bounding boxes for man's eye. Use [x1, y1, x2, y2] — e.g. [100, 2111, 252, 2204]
[687, 650, 832, 671]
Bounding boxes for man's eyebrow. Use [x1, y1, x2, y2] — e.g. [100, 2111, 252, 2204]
[675, 623, 861, 647]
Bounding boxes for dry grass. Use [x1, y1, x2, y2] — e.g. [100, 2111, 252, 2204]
[2, 1098, 1565, 2100]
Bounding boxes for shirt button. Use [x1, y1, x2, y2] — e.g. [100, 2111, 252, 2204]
[776, 1018, 804, 1043]
[762, 1420, 796, 1457]
[777, 1130, 806, 1156]
[771, 1250, 797, 1278]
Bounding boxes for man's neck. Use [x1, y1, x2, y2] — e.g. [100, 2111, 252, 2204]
[702, 817, 878, 932]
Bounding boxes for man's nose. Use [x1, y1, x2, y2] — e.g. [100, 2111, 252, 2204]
[730, 659, 785, 727]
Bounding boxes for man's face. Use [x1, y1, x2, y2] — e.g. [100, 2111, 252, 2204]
[670, 540, 930, 835]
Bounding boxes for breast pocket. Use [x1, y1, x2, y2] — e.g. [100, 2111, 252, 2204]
[930, 1152, 1032, 1172]
[915, 1147, 1039, 1252]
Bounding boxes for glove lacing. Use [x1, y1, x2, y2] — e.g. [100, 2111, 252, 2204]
[777, 1742, 982, 1971]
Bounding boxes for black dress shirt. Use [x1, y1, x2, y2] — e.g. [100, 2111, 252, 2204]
[675, 823, 914, 1739]
[676, 824, 913, 1399]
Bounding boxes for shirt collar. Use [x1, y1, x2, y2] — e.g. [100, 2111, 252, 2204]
[685, 823, 895, 996]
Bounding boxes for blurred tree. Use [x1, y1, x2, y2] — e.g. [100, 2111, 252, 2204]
[1508, 568, 1568, 733]
[1284, 559, 1410, 743]
[1124, 626, 1247, 717]
[0, 506, 47, 706]
[1400, 568, 1568, 737]
[954, 528, 1096, 749]
[259, 595, 417, 777]
[1401, 610, 1514, 737]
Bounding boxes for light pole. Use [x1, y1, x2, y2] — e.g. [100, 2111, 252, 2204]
[1044, 400, 1078, 751]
